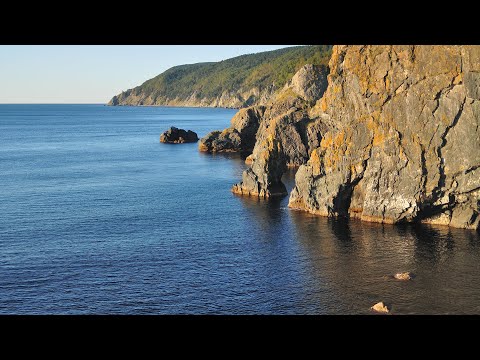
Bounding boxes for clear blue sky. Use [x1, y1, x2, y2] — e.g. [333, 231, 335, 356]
[0, 45, 296, 104]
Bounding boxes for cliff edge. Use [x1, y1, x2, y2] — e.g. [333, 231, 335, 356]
[220, 46, 480, 230]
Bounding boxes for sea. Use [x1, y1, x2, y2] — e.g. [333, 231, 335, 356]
[1, 104, 480, 314]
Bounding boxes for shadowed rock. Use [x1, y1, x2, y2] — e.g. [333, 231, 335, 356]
[199, 107, 265, 153]
[160, 127, 198, 144]
[232, 135, 287, 198]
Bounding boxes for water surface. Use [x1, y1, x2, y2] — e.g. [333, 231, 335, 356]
[1, 104, 479, 314]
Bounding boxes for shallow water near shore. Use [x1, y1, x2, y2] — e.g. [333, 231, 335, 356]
[1, 104, 479, 314]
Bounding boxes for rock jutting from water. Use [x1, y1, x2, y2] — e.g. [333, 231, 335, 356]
[227, 64, 329, 197]
[393, 272, 413, 281]
[371, 302, 390, 313]
[160, 127, 198, 144]
[215, 46, 480, 230]
[198, 106, 266, 153]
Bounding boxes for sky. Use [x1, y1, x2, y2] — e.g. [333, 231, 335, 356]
[0, 45, 296, 104]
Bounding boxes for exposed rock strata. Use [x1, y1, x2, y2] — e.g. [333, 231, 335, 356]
[160, 127, 198, 144]
[288, 45, 480, 230]
[231, 135, 288, 197]
[199, 64, 328, 156]
[229, 65, 329, 197]
[284, 64, 328, 103]
[220, 46, 479, 230]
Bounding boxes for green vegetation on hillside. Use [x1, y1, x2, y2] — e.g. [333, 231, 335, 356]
[124, 45, 332, 101]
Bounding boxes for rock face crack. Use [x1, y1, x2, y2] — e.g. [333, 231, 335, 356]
[435, 96, 466, 199]
[204, 46, 479, 230]
[286, 45, 480, 230]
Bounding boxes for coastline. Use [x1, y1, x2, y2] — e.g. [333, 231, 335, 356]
[106, 103, 240, 110]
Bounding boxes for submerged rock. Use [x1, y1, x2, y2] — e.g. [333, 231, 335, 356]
[160, 127, 198, 144]
[371, 302, 390, 314]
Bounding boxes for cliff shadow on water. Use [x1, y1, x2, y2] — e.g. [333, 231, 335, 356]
[230, 164, 480, 314]
[287, 211, 480, 314]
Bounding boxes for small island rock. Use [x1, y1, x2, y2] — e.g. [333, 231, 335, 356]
[160, 127, 198, 144]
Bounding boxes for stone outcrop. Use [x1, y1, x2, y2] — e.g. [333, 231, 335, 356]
[199, 64, 329, 156]
[199, 46, 479, 231]
[160, 127, 198, 144]
[229, 65, 329, 197]
[198, 107, 266, 153]
[232, 134, 288, 197]
[283, 64, 328, 103]
[198, 64, 329, 197]
[288, 45, 480, 231]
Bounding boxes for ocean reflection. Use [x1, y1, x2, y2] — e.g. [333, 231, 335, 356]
[411, 224, 455, 266]
[288, 212, 480, 314]
[232, 164, 480, 314]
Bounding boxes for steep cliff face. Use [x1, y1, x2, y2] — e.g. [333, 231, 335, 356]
[220, 45, 480, 230]
[196, 64, 330, 198]
[288, 45, 480, 230]
[230, 71, 329, 197]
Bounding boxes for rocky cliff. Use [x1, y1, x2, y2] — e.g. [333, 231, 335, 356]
[109, 85, 277, 109]
[199, 63, 329, 197]
[211, 46, 480, 230]
[108, 46, 332, 108]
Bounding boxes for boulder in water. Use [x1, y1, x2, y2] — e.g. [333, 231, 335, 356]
[371, 302, 390, 314]
[160, 127, 198, 144]
[394, 272, 413, 281]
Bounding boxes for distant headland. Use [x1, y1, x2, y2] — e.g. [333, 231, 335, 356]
[108, 46, 332, 109]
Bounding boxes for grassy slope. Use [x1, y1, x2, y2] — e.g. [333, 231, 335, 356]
[122, 45, 332, 101]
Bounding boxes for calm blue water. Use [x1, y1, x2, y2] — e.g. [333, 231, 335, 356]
[1, 104, 480, 314]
